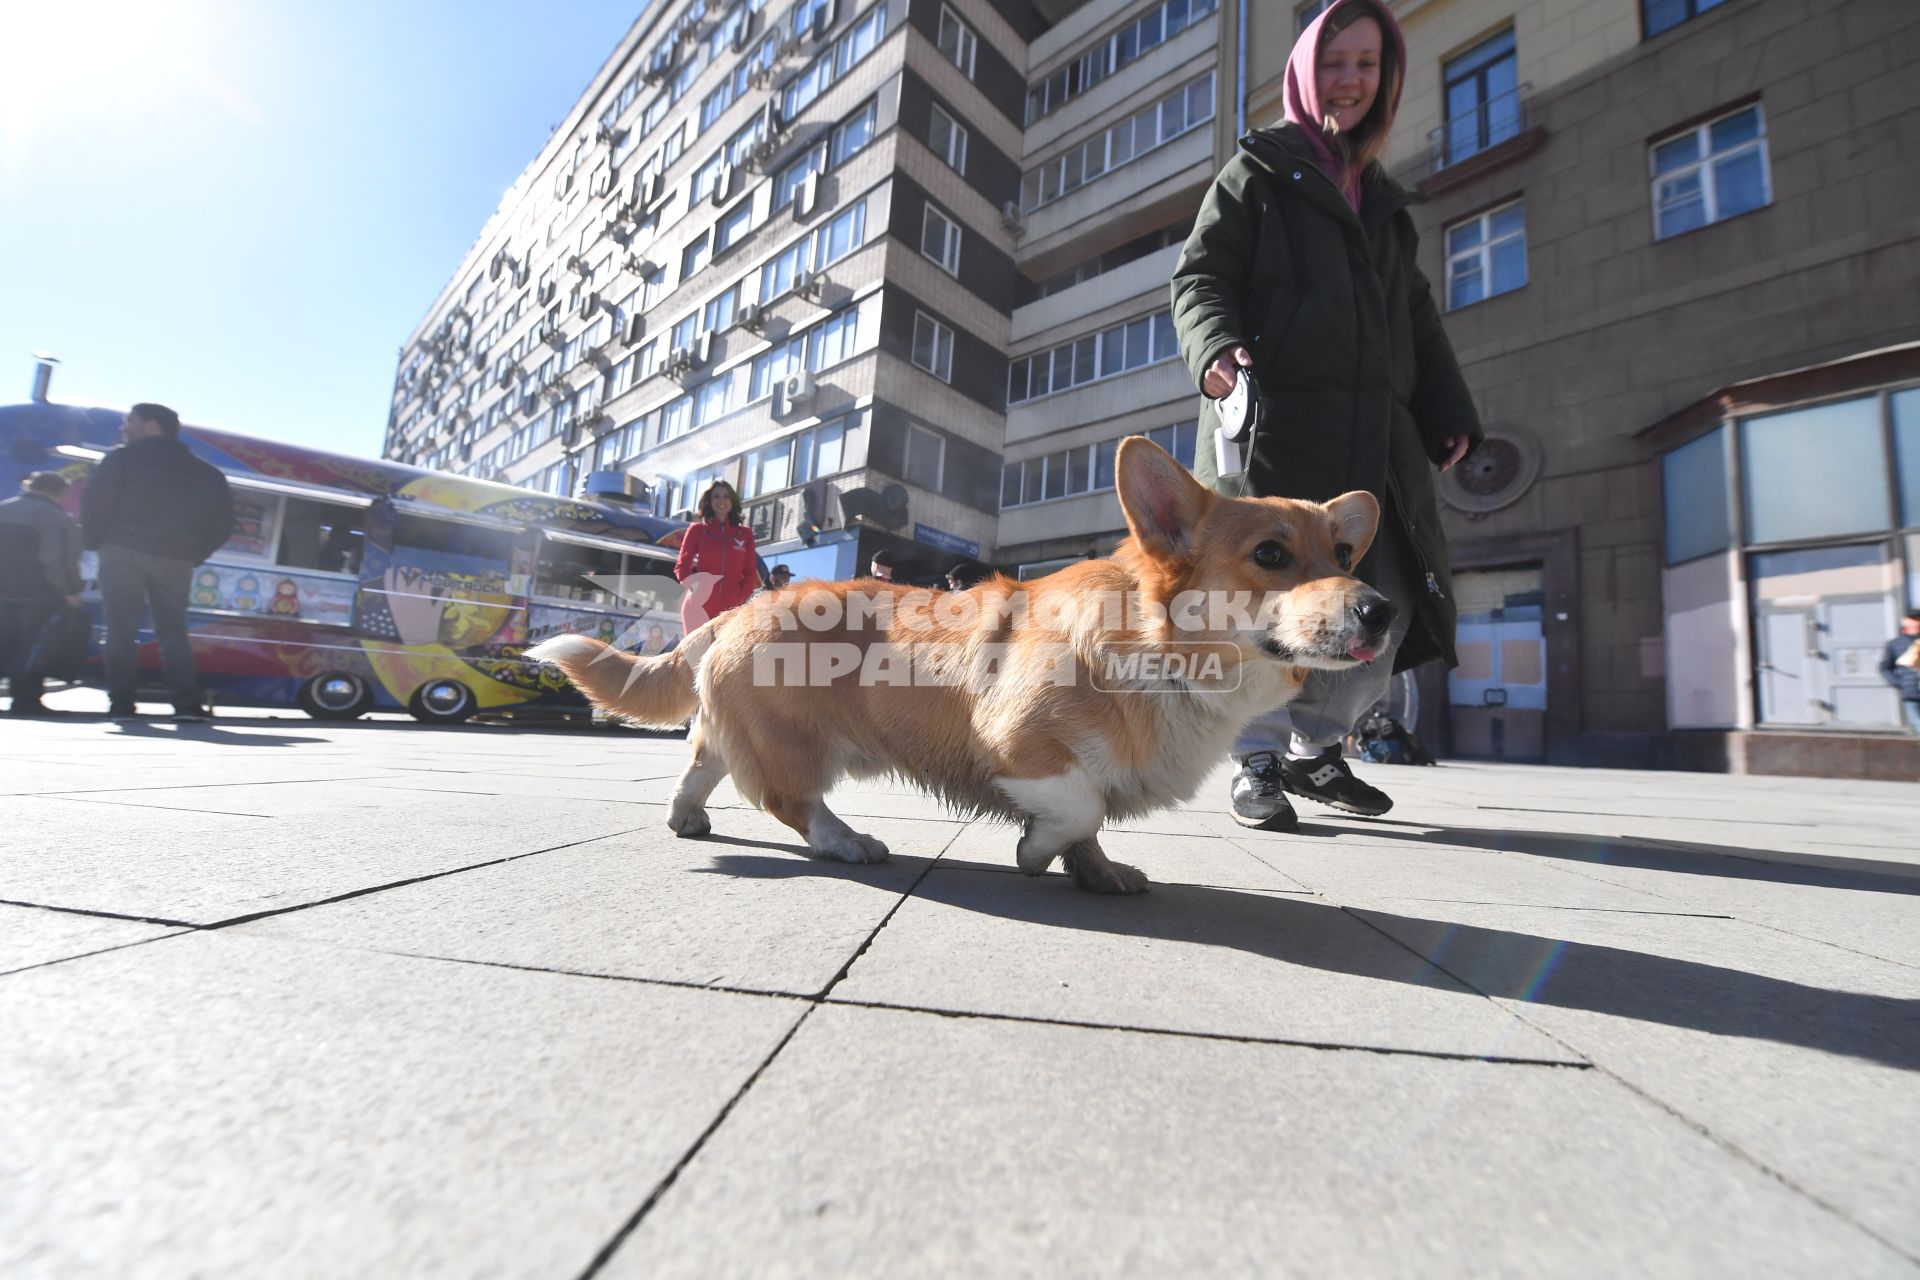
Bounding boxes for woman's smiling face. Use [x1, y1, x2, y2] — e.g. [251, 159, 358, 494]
[1317, 15, 1382, 134]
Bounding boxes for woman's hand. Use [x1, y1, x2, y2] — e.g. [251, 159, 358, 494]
[1438, 435, 1471, 473]
[1202, 346, 1252, 398]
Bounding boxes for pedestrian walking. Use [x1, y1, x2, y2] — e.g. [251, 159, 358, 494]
[1170, 0, 1483, 831]
[79, 403, 234, 722]
[1883, 609, 1920, 735]
[673, 480, 758, 634]
[0, 472, 84, 716]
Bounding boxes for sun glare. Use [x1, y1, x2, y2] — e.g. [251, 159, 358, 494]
[0, 0, 218, 172]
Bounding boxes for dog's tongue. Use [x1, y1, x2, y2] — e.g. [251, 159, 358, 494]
[1349, 644, 1379, 662]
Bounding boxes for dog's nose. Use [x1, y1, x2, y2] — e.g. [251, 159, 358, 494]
[1354, 596, 1396, 634]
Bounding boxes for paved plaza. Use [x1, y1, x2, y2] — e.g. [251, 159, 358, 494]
[1, 708, 1916, 1277]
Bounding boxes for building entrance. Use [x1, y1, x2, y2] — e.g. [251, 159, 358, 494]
[1448, 566, 1548, 761]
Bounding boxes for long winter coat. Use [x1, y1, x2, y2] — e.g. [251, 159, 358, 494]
[1170, 124, 1484, 672]
[673, 518, 758, 633]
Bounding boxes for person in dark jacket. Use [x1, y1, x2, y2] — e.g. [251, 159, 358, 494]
[1883, 610, 1920, 735]
[673, 480, 758, 634]
[0, 472, 84, 716]
[1170, 0, 1484, 831]
[80, 403, 235, 722]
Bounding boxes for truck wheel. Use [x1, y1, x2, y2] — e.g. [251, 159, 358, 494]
[409, 679, 476, 724]
[299, 673, 372, 720]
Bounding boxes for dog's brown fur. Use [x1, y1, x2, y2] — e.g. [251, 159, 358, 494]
[530, 439, 1389, 892]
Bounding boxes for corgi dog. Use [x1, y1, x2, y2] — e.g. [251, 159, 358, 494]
[528, 438, 1392, 894]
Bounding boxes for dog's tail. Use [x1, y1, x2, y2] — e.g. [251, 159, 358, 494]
[526, 627, 708, 726]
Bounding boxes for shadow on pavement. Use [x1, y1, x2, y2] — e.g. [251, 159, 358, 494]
[109, 721, 328, 748]
[702, 851, 1920, 1073]
[1289, 822, 1920, 897]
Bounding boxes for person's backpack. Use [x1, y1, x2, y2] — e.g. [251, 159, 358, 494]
[26, 603, 92, 682]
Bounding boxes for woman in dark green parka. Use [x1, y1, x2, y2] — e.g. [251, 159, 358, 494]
[1171, 0, 1484, 830]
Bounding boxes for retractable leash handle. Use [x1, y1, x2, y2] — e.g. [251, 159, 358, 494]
[1211, 368, 1260, 480]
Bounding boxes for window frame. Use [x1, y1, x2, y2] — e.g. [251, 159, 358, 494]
[936, 5, 977, 78]
[920, 204, 962, 276]
[903, 422, 946, 491]
[929, 102, 968, 174]
[1649, 102, 1772, 242]
[1443, 198, 1528, 311]
[1441, 28, 1519, 167]
[912, 312, 954, 383]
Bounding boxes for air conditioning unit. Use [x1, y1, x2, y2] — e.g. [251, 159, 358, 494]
[567, 254, 590, 275]
[738, 302, 765, 333]
[1001, 200, 1026, 234]
[748, 63, 775, 91]
[639, 172, 666, 207]
[582, 291, 603, 318]
[595, 123, 624, 146]
[545, 327, 568, 351]
[795, 168, 821, 218]
[711, 164, 736, 206]
[693, 331, 713, 366]
[792, 268, 825, 300]
[537, 281, 557, 305]
[626, 313, 646, 345]
[665, 346, 694, 376]
[780, 370, 815, 408]
[732, 10, 759, 51]
[488, 249, 515, 282]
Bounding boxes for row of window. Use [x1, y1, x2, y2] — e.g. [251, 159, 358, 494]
[1000, 421, 1198, 510]
[1439, 101, 1770, 312]
[1025, 0, 1217, 125]
[1008, 309, 1179, 405]
[1019, 71, 1214, 213]
[781, 2, 888, 122]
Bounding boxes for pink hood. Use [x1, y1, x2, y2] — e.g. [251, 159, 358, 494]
[1282, 0, 1407, 212]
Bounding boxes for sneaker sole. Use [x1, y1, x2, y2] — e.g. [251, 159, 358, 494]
[1282, 786, 1392, 818]
[1230, 807, 1299, 832]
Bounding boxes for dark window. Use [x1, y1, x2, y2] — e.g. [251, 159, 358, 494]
[1643, 0, 1727, 39]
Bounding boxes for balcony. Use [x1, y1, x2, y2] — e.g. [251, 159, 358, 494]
[1419, 83, 1545, 197]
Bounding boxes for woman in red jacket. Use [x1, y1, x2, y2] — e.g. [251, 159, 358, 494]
[674, 480, 759, 634]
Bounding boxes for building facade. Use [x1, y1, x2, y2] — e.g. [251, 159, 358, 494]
[388, 0, 1920, 773]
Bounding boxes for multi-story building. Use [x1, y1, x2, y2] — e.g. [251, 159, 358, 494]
[389, 0, 1920, 774]
[389, 0, 1032, 585]
[1343, 0, 1920, 775]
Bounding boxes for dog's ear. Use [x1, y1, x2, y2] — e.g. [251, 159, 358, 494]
[1323, 490, 1381, 569]
[1116, 437, 1210, 560]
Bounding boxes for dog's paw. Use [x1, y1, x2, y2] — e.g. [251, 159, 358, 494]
[667, 807, 712, 838]
[810, 830, 891, 863]
[1067, 856, 1150, 895]
[1014, 831, 1057, 876]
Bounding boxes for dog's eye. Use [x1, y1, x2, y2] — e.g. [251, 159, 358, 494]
[1335, 544, 1353, 571]
[1252, 541, 1292, 569]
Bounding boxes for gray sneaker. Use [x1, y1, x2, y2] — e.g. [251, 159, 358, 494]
[1229, 752, 1299, 831]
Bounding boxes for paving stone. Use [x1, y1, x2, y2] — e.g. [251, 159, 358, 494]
[0, 930, 803, 1279]
[606, 1004, 1903, 1278]
[1349, 899, 1920, 1258]
[829, 864, 1580, 1061]
[236, 815, 969, 994]
[0, 791, 653, 925]
[0, 904, 184, 974]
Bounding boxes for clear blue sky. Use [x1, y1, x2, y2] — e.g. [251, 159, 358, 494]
[1, 0, 648, 459]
